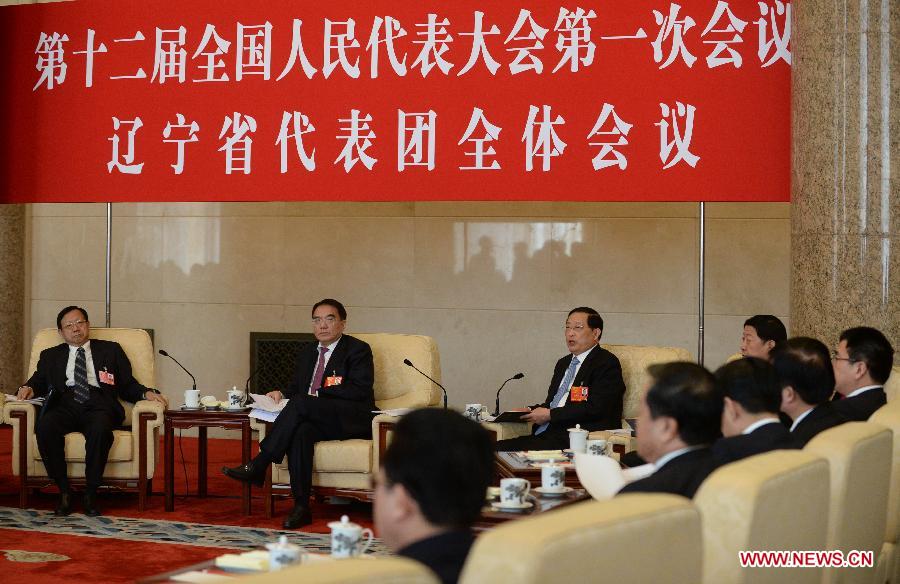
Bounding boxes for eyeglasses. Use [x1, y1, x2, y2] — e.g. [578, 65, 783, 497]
[830, 350, 857, 363]
[564, 325, 586, 331]
[311, 316, 339, 326]
[61, 319, 87, 331]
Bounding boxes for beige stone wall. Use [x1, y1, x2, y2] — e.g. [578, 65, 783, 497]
[24, 201, 789, 408]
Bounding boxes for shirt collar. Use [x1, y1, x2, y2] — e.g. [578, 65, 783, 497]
[742, 417, 781, 435]
[68, 339, 91, 351]
[846, 385, 883, 398]
[653, 445, 703, 470]
[789, 406, 816, 432]
[573, 345, 596, 363]
[318, 336, 341, 352]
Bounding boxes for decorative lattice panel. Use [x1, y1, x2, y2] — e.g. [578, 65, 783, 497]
[249, 333, 315, 394]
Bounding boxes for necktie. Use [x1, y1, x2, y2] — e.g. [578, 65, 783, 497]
[73, 347, 91, 404]
[534, 356, 579, 435]
[309, 346, 329, 396]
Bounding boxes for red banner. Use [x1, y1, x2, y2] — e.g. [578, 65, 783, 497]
[0, 0, 791, 203]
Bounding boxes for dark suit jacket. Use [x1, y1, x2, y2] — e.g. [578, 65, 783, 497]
[282, 334, 375, 437]
[712, 421, 794, 465]
[618, 447, 716, 499]
[24, 339, 149, 424]
[397, 530, 474, 584]
[831, 387, 886, 421]
[789, 403, 847, 447]
[534, 345, 625, 436]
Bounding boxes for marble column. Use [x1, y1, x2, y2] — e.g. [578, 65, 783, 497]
[0, 205, 25, 394]
[792, 0, 899, 346]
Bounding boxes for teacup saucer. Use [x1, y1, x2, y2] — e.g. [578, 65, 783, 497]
[180, 405, 202, 411]
[491, 500, 534, 512]
[225, 406, 250, 412]
[534, 486, 574, 497]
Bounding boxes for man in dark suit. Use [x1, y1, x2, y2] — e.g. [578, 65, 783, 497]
[375, 409, 493, 584]
[831, 326, 893, 421]
[773, 337, 846, 447]
[15, 306, 167, 517]
[617, 362, 722, 499]
[713, 357, 793, 465]
[495, 307, 625, 451]
[223, 298, 375, 529]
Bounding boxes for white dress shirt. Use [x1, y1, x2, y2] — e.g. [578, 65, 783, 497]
[845, 384, 883, 398]
[65, 340, 99, 388]
[555, 345, 597, 407]
[741, 417, 781, 435]
[308, 337, 342, 394]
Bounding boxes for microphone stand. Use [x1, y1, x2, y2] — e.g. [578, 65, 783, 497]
[403, 359, 448, 409]
[158, 349, 197, 391]
[494, 373, 525, 416]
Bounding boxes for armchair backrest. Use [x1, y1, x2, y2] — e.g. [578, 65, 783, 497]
[695, 450, 830, 584]
[600, 344, 693, 421]
[870, 400, 900, 546]
[805, 422, 892, 584]
[460, 494, 701, 584]
[239, 557, 438, 584]
[28, 327, 155, 388]
[354, 333, 441, 410]
[885, 365, 900, 403]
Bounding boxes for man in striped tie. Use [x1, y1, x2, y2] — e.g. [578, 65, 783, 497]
[495, 307, 626, 451]
[16, 306, 167, 517]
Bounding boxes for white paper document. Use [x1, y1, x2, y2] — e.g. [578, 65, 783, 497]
[573, 452, 653, 501]
[5, 396, 45, 406]
[248, 393, 289, 422]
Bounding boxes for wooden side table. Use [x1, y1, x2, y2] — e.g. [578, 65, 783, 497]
[163, 408, 253, 514]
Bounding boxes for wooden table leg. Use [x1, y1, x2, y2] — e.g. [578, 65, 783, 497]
[241, 419, 251, 515]
[164, 417, 174, 511]
[197, 426, 208, 497]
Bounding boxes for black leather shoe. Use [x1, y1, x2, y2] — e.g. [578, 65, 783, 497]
[222, 461, 265, 487]
[83, 492, 101, 517]
[54, 491, 72, 516]
[282, 504, 312, 529]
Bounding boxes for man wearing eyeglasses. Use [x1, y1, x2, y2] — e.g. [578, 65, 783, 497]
[831, 326, 893, 421]
[495, 306, 625, 451]
[15, 306, 167, 517]
[223, 298, 375, 529]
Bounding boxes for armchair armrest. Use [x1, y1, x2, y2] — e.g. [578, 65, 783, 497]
[130, 399, 165, 430]
[250, 417, 269, 441]
[3, 401, 38, 480]
[372, 414, 401, 472]
[481, 421, 531, 442]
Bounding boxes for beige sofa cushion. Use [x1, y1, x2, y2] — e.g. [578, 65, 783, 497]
[695, 450, 830, 584]
[354, 333, 441, 410]
[29, 431, 135, 462]
[240, 557, 438, 584]
[460, 494, 701, 584]
[885, 365, 900, 403]
[601, 344, 692, 421]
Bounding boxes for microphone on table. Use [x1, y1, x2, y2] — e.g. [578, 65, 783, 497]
[158, 349, 197, 391]
[403, 358, 448, 409]
[493, 372, 525, 416]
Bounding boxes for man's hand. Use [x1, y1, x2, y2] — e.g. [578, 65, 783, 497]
[145, 391, 169, 408]
[16, 386, 34, 400]
[265, 390, 284, 403]
[521, 406, 551, 424]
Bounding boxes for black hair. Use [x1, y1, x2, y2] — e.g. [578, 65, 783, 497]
[645, 361, 722, 446]
[715, 357, 781, 414]
[567, 306, 604, 332]
[56, 306, 89, 329]
[744, 315, 787, 347]
[839, 327, 895, 384]
[311, 298, 347, 321]
[771, 337, 835, 405]
[381, 408, 494, 530]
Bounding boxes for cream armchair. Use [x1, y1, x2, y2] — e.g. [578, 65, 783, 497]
[2, 328, 164, 510]
[252, 333, 442, 516]
[870, 400, 900, 584]
[239, 557, 438, 584]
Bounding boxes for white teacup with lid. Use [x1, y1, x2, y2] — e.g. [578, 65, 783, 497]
[265, 534, 302, 571]
[328, 515, 374, 558]
[568, 423, 589, 453]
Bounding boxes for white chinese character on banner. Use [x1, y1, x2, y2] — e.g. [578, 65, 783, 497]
[586, 103, 633, 170]
[276, 111, 316, 172]
[192, 24, 231, 83]
[398, 110, 437, 171]
[701, 1, 748, 68]
[33, 32, 69, 91]
[458, 107, 502, 170]
[277, 19, 318, 80]
[335, 109, 377, 172]
[411, 14, 454, 77]
[522, 105, 566, 171]
[162, 113, 199, 175]
[107, 116, 144, 174]
[651, 3, 697, 69]
[366, 16, 408, 78]
[756, 1, 791, 66]
[151, 27, 187, 83]
[218, 113, 257, 174]
[457, 11, 501, 76]
[323, 19, 361, 79]
[656, 101, 700, 169]
[72, 29, 108, 88]
[504, 9, 549, 75]
[552, 7, 596, 73]
[236, 22, 272, 80]
[109, 32, 148, 80]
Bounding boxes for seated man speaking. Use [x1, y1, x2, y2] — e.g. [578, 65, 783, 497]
[374, 408, 494, 584]
[223, 299, 375, 529]
[495, 307, 625, 451]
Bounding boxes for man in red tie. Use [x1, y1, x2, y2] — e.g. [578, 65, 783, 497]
[223, 299, 375, 528]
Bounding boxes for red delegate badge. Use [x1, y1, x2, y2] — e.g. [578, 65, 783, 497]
[570, 386, 589, 402]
